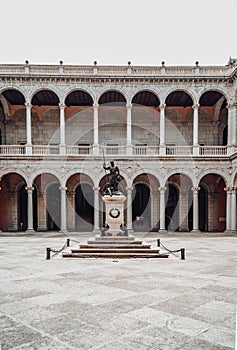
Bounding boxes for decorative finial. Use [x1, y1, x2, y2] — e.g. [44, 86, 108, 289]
[161, 61, 165, 66]
[59, 60, 63, 65]
[25, 60, 29, 65]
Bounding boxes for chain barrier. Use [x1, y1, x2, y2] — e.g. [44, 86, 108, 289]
[157, 239, 185, 259]
[46, 238, 75, 260]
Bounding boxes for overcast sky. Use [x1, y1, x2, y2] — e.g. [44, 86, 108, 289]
[0, 0, 236, 66]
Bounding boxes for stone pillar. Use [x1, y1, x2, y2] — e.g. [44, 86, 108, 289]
[224, 187, 231, 232]
[67, 191, 75, 231]
[93, 187, 100, 233]
[60, 186, 67, 232]
[192, 104, 199, 155]
[159, 104, 166, 155]
[37, 192, 47, 231]
[179, 191, 189, 231]
[93, 103, 99, 155]
[158, 187, 167, 232]
[231, 187, 236, 231]
[227, 103, 237, 155]
[9, 192, 18, 231]
[26, 186, 35, 232]
[126, 187, 133, 233]
[151, 190, 159, 231]
[25, 103, 32, 155]
[126, 103, 133, 155]
[192, 187, 200, 233]
[59, 103, 66, 155]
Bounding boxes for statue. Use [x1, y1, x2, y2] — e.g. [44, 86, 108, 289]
[103, 161, 121, 196]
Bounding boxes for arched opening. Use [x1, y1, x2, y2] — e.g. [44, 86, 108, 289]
[223, 126, 227, 146]
[199, 91, 227, 146]
[199, 186, 208, 231]
[165, 184, 179, 231]
[98, 90, 127, 148]
[18, 186, 27, 231]
[199, 174, 226, 232]
[132, 184, 151, 231]
[165, 90, 193, 147]
[75, 183, 94, 231]
[46, 183, 61, 231]
[131, 91, 160, 148]
[31, 90, 60, 146]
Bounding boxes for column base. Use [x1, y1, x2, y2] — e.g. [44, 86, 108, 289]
[158, 229, 167, 233]
[25, 229, 35, 233]
[60, 229, 68, 233]
[93, 228, 101, 235]
[191, 229, 201, 233]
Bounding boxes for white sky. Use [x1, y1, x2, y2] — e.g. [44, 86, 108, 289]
[0, 0, 236, 66]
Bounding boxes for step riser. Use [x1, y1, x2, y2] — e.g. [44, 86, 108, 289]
[71, 249, 160, 253]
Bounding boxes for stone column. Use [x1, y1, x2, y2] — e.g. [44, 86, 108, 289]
[25, 103, 32, 155]
[158, 187, 167, 232]
[192, 187, 200, 233]
[192, 104, 199, 155]
[60, 186, 67, 232]
[227, 103, 237, 155]
[179, 191, 189, 231]
[93, 187, 101, 233]
[159, 104, 166, 155]
[231, 187, 236, 231]
[26, 186, 34, 232]
[37, 192, 47, 231]
[59, 103, 66, 155]
[9, 192, 18, 231]
[93, 103, 99, 155]
[126, 103, 133, 155]
[126, 187, 133, 233]
[224, 187, 231, 232]
[67, 191, 75, 231]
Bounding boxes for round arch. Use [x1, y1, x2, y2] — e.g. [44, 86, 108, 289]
[165, 88, 195, 106]
[64, 89, 94, 106]
[131, 89, 160, 107]
[98, 89, 128, 105]
[30, 88, 60, 106]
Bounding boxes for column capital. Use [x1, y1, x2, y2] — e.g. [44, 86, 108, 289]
[59, 103, 65, 109]
[126, 186, 133, 192]
[93, 103, 99, 109]
[25, 102, 32, 109]
[159, 104, 166, 110]
[224, 187, 233, 194]
[192, 103, 200, 110]
[126, 103, 132, 109]
[158, 187, 167, 192]
[25, 186, 34, 193]
[93, 186, 100, 192]
[191, 186, 200, 193]
[59, 186, 67, 192]
[226, 100, 237, 110]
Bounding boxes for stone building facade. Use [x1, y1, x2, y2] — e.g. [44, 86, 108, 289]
[0, 60, 237, 233]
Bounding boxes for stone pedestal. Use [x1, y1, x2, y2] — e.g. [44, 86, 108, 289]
[102, 194, 126, 236]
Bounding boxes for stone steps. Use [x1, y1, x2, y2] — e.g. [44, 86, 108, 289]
[62, 235, 169, 259]
[63, 252, 169, 259]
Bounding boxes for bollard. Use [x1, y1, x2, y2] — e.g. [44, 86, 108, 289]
[157, 239, 160, 247]
[67, 238, 70, 247]
[181, 248, 185, 260]
[46, 247, 51, 260]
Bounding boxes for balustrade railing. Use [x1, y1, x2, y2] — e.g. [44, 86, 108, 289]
[0, 144, 230, 157]
[0, 63, 235, 77]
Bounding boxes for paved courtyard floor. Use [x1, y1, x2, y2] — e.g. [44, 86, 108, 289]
[0, 231, 236, 350]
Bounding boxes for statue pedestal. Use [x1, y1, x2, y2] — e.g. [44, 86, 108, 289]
[102, 194, 126, 236]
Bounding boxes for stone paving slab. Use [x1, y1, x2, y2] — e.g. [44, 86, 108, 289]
[0, 231, 236, 349]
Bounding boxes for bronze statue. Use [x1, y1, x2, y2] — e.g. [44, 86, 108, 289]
[103, 161, 121, 195]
